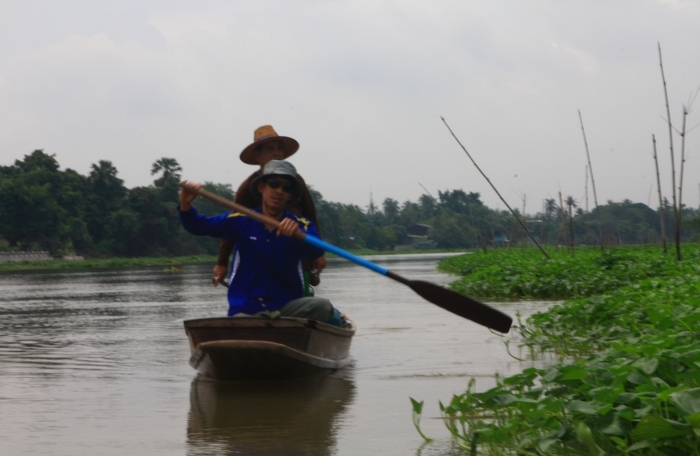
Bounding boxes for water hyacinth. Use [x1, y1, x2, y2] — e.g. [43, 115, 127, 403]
[414, 245, 700, 454]
[439, 246, 696, 300]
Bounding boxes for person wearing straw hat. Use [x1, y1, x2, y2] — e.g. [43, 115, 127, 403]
[212, 125, 325, 291]
[179, 160, 343, 326]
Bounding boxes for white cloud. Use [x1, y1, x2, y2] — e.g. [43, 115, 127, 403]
[148, 16, 229, 44]
[551, 42, 595, 73]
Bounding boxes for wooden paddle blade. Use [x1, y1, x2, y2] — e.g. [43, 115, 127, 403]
[407, 280, 512, 333]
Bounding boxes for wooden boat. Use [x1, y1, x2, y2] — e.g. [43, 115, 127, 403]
[183, 316, 355, 381]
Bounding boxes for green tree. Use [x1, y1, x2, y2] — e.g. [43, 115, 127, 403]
[0, 150, 89, 253]
[358, 224, 397, 250]
[337, 204, 367, 248]
[88, 161, 126, 203]
[309, 187, 345, 245]
[85, 160, 128, 248]
[436, 189, 483, 214]
[0, 181, 64, 249]
[124, 179, 211, 257]
[388, 224, 409, 245]
[428, 212, 475, 248]
[382, 198, 400, 225]
[15, 149, 60, 173]
[398, 200, 421, 226]
[195, 182, 235, 215]
[418, 194, 437, 219]
[151, 158, 182, 188]
[103, 208, 141, 255]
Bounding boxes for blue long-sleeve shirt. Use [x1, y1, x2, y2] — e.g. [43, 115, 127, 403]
[179, 206, 324, 315]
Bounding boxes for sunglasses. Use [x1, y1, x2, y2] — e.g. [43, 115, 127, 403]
[265, 178, 295, 194]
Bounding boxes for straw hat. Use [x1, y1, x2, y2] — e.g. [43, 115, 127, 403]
[239, 125, 299, 165]
[250, 160, 302, 201]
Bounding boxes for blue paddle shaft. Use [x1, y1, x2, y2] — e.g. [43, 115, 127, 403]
[179, 183, 512, 332]
[302, 234, 389, 275]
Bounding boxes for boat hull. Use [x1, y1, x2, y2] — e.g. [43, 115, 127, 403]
[184, 316, 355, 381]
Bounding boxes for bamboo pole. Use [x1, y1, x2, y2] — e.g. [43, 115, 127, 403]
[578, 110, 604, 252]
[558, 191, 568, 252]
[676, 105, 688, 261]
[652, 134, 668, 253]
[584, 165, 590, 246]
[522, 193, 527, 249]
[658, 43, 680, 261]
[567, 196, 575, 256]
[514, 191, 528, 249]
[441, 117, 550, 259]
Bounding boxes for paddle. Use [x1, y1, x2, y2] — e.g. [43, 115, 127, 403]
[179, 182, 513, 333]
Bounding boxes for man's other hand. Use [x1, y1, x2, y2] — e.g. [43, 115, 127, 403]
[313, 255, 326, 274]
[212, 264, 227, 287]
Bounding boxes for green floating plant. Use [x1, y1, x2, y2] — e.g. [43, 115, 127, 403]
[410, 397, 433, 442]
[439, 245, 694, 300]
[414, 244, 700, 455]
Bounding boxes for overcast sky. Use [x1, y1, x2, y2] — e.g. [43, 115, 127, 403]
[1, 0, 699, 214]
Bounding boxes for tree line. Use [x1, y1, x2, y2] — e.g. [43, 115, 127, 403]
[0, 150, 232, 257]
[1, 150, 698, 257]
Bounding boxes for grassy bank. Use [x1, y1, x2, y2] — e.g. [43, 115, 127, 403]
[413, 244, 700, 454]
[0, 254, 219, 271]
[0, 248, 466, 272]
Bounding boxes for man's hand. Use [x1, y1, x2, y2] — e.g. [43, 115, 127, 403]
[179, 180, 201, 211]
[277, 217, 302, 238]
[313, 255, 326, 274]
[212, 264, 228, 287]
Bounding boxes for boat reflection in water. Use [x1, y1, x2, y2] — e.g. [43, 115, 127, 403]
[187, 373, 355, 455]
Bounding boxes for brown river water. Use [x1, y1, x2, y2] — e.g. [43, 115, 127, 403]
[0, 253, 552, 455]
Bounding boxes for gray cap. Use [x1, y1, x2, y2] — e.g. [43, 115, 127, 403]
[250, 160, 302, 201]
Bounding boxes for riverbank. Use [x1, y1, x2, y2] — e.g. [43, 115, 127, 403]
[0, 248, 468, 271]
[414, 244, 700, 454]
[0, 254, 219, 271]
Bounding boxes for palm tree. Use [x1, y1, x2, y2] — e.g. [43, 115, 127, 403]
[151, 158, 182, 188]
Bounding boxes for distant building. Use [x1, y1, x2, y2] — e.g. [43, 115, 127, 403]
[493, 235, 509, 246]
[407, 224, 431, 238]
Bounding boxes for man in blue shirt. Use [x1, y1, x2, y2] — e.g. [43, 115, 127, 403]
[179, 160, 344, 327]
